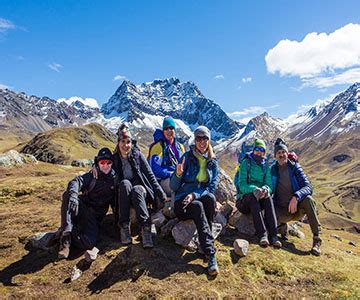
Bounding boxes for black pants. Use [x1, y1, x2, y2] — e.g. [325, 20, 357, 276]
[60, 192, 103, 250]
[174, 193, 216, 256]
[117, 179, 150, 227]
[236, 193, 278, 238]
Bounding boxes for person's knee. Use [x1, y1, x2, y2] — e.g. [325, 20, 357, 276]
[131, 185, 147, 199]
[191, 200, 204, 215]
[119, 179, 132, 189]
[203, 193, 216, 207]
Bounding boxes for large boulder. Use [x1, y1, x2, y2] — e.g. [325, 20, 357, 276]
[215, 168, 236, 204]
[172, 220, 222, 251]
[71, 159, 93, 167]
[0, 150, 37, 167]
[229, 211, 256, 236]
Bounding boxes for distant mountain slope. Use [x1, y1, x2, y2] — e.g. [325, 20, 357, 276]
[0, 88, 100, 134]
[20, 123, 116, 164]
[288, 83, 360, 141]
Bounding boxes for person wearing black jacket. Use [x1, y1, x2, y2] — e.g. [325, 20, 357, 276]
[114, 124, 167, 248]
[58, 147, 116, 259]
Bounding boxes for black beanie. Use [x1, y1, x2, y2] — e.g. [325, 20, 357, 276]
[274, 138, 288, 154]
[96, 147, 113, 162]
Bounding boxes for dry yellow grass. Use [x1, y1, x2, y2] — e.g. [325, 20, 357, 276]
[0, 162, 360, 298]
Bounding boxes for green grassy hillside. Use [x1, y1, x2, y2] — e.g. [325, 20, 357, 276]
[19, 123, 117, 164]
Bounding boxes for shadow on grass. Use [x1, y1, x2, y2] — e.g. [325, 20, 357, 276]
[0, 248, 57, 286]
[218, 226, 310, 258]
[87, 239, 207, 294]
[280, 240, 310, 256]
[0, 214, 120, 286]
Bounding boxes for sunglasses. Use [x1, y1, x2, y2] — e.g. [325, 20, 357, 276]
[98, 160, 113, 166]
[254, 146, 265, 152]
[195, 136, 209, 142]
[164, 126, 175, 131]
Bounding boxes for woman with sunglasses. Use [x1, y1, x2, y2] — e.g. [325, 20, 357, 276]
[235, 139, 281, 248]
[170, 126, 219, 276]
[58, 147, 116, 259]
[114, 124, 167, 248]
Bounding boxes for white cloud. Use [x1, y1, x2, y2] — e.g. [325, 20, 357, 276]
[266, 23, 360, 88]
[242, 77, 252, 83]
[228, 104, 280, 123]
[228, 106, 266, 117]
[15, 55, 24, 61]
[301, 67, 360, 88]
[214, 74, 225, 80]
[113, 75, 127, 81]
[0, 18, 16, 33]
[237, 117, 253, 124]
[57, 96, 99, 109]
[48, 63, 62, 72]
[0, 83, 12, 90]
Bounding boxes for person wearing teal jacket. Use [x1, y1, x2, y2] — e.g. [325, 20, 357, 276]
[235, 139, 281, 248]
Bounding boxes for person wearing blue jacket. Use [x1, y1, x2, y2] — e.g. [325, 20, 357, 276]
[149, 116, 185, 217]
[170, 125, 219, 276]
[149, 117, 185, 190]
[271, 138, 322, 256]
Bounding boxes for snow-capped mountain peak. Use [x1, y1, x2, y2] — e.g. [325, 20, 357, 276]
[57, 96, 99, 109]
[101, 78, 243, 140]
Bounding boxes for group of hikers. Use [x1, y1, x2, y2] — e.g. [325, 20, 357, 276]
[57, 116, 322, 276]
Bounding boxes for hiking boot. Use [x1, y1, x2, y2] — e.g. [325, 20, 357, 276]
[207, 254, 219, 276]
[120, 224, 132, 245]
[278, 223, 288, 241]
[58, 232, 71, 259]
[270, 236, 282, 249]
[311, 236, 322, 256]
[141, 225, 154, 248]
[259, 234, 270, 247]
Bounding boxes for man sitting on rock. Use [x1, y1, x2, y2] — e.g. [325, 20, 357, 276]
[58, 147, 116, 259]
[271, 138, 322, 256]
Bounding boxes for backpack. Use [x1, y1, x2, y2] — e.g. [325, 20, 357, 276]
[147, 139, 178, 167]
[288, 151, 299, 162]
[147, 139, 165, 161]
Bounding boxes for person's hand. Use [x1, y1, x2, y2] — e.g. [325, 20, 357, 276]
[288, 196, 298, 214]
[176, 157, 186, 177]
[259, 190, 267, 199]
[253, 187, 263, 200]
[261, 186, 269, 199]
[91, 165, 98, 179]
[164, 197, 171, 203]
[182, 193, 194, 210]
[69, 196, 79, 216]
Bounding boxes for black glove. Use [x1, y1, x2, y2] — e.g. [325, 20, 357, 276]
[69, 196, 79, 216]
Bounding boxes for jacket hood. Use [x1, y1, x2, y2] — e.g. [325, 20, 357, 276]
[153, 129, 166, 143]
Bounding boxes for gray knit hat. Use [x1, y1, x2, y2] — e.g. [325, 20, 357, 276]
[274, 138, 288, 154]
[194, 125, 211, 140]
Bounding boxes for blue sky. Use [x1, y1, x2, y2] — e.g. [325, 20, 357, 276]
[1, 0, 360, 123]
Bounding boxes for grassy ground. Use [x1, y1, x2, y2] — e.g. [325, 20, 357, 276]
[0, 162, 360, 298]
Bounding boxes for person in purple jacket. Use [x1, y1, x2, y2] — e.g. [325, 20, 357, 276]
[271, 138, 322, 256]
